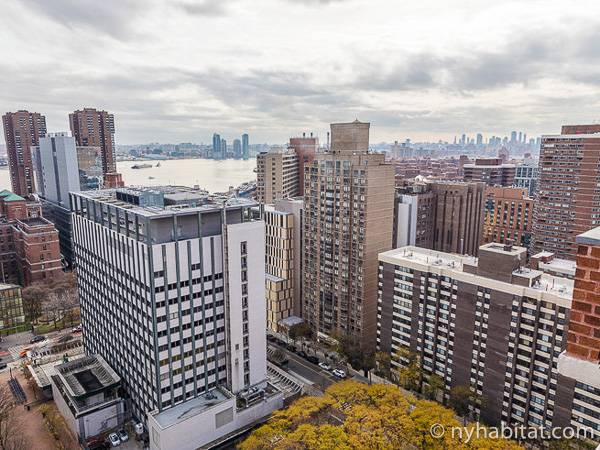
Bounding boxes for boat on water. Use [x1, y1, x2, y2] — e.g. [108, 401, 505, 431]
[131, 163, 152, 169]
[156, 162, 161, 167]
[253, 167, 258, 173]
[148, 176, 155, 180]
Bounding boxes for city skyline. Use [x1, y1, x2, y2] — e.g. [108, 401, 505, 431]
[2, 0, 600, 144]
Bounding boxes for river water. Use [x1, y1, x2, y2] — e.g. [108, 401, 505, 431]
[0, 158, 257, 194]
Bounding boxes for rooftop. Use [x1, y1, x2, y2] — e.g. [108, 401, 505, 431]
[380, 246, 573, 301]
[151, 387, 232, 428]
[55, 354, 120, 398]
[72, 186, 257, 218]
[577, 226, 600, 246]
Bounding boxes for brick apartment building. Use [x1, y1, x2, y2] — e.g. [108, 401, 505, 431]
[532, 124, 600, 260]
[482, 186, 533, 248]
[463, 157, 516, 186]
[377, 240, 599, 440]
[2, 110, 47, 197]
[69, 108, 123, 188]
[0, 190, 62, 286]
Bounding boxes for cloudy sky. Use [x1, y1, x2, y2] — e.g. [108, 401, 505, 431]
[2, 0, 600, 144]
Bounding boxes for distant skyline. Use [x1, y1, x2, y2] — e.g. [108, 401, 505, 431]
[2, 0, 600, 144]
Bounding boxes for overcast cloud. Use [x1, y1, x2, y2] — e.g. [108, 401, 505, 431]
[1, 0, 600, 144]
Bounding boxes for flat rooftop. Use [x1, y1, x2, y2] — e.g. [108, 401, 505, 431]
[55, 354, 120, 397]
[151, 387, 232, 428]
[72, 186, 257, 218]
[380, 246, 573, 300]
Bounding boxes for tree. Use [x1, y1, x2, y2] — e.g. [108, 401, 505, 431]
[239, 380, 522, 450]
[448, 385, 486, 425]
[392, 347, 422, 392]
[424, 374, 445, 402]
[374, 351, 391, 379]
[288, 322, 312, 344]
[21, 284, 48, 324]
[0, 385, 28, 450]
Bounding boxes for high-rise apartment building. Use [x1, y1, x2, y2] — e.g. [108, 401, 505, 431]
[34, 133, 81, 208]
[514, 161, 539, 197]
[482, 186, 533, 248]
[288, 134, 317, 196]
[3, 110, 47, 196]
[392, 183, 434, 249]
[33, 133, 103, 266]
[303, 120, 395, 346]
[376, 242, 594, 434]
[264, 206, 295, 332]
[71, 187, 286, 449]
[220, 138, 227, 159]
[69, 108, 123, 188]
[463, 158, 516, 186]
[430, 181, 485, 256]
[233, 139, 242, 159]
[256, 148, 299, 204]
[532, 124, 600, 260]
[242, 133, 249, 160]
[212, 133, 221, 160]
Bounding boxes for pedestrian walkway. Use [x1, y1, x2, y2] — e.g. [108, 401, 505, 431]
[7, 344, 30, 361]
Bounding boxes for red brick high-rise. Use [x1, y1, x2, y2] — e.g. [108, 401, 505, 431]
[532, 124, 600, 260]
[0, 190, 62, 286]
[288, 134, 317, 196]
[69, 108, 123, 188]
[2, 110, 47, 196]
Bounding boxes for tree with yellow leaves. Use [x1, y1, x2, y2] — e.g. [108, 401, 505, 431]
[238, 380, 523, 450]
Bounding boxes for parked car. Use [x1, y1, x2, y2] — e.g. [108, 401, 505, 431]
[0, 363, 7, 370]
[117, 429, 129, 443]
[72, 325, 83, 334]
[107, 433, 121, 447]
[318, 362, 331, 371]
[332, 369, 347, 378]
[306, 355, 319, 364]
[29, 335, 45, 344]
[88, 442, 109, 450]
[297, 351, 307, 359]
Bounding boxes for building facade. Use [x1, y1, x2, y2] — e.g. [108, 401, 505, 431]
[256, 148, 299, 204]
[264, 207, 295, 332]
[532, 124, 600, 260]
[429, 181, 485, 256]
[303, 120, 395, 346]
[242, 134, 249, 160]
[557, 228, 600, 440]
[3, 110, 47, 197]
[514, 162, 539, 197]
[71, 187, 274, 441]
[376, 243, 593, 434]
[482, 187, 533, 249]
[393, 183, 435, 249]
[288, 135, 317, 196]
[0, 284, 25, 333]
[463, 158, 516, 186]
[69, 108, 123, 188]
[0, 190, 62, 286]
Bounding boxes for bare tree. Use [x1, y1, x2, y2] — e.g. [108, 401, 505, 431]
[0, 385, 28, 450]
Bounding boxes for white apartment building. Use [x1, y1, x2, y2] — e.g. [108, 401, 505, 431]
[71, 187, 283, 449]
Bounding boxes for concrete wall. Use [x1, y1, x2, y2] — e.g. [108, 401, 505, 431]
[148, 393, 283, 450]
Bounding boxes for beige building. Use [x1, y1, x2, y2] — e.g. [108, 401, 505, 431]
[256, 148, 299, 204]
[303, 120, 395, 348]
[264, 207, 295, 332]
